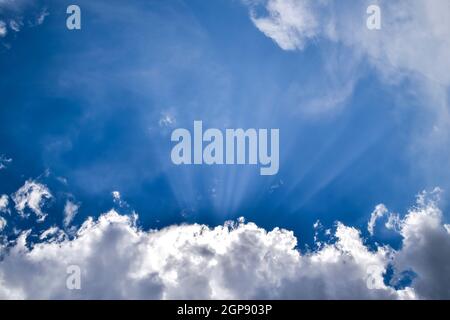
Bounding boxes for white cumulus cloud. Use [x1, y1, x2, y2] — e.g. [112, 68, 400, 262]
[393, 191, 450, 299]
[0, 189, 448, 299]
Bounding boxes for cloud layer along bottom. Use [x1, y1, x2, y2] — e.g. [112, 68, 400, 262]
[0, 190, 449, 299]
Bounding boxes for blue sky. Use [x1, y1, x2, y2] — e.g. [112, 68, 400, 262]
[0, 0, 446, 239]
[0, 0, 450, 299]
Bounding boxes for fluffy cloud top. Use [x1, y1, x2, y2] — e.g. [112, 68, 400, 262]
[0, 186, 448, 299]
[394, 192, 450, 299]
[12, 180, 52, 222]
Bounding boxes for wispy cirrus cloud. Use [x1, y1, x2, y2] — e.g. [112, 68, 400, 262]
[245, 0, 450, 191]
[0, 20, 6, 37]
[0, 216, 5, 231]
[12, 180, 52, 222]
[245, 0, 450, 84]
[0, 0, 49, 41]
[0, 155, 11, 170]
[63, 200, 79, 228]
[368, 204, 388, 236]
[0, 194, 9, 214]
[245, 0, 450, 112]
[248, 0, 319, 51]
